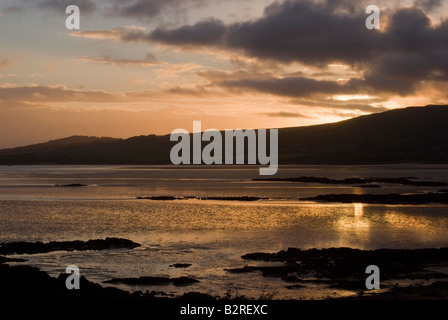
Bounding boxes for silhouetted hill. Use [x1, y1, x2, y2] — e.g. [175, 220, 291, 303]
[0, 134, 172, 165]
[1, 105, 448, 165]
[279, 105, 448, 164]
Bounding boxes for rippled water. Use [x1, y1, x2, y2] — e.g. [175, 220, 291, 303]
[1, 165, 448, 299]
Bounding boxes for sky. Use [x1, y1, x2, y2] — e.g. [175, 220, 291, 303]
[0, 0, 448, 148]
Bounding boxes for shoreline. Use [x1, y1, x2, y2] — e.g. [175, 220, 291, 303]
[2, 239, 448, 301]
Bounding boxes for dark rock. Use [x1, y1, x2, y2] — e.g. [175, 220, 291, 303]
[104, 276, 199, 286]
[173, 277, 200, 286]
[0, 263, 141, 300]
[199, 196, 268, 201]
[137, 196, 183, 200]
[0, 238, 141, 255]
[329, 280, 365, 290]
[225, 265, 303, 277]
[137, 196, 267, 201]
[282, 275, 305, 283]
[242, 248, 303, 262]
[0, 256, 26, 264]
[169, 263, 192, 268]
[233, 247, 448, 296]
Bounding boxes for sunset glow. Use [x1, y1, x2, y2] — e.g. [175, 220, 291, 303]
[1, 0, 448, 148]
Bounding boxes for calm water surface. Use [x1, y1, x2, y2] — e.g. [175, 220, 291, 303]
[1, 165, 448, 299]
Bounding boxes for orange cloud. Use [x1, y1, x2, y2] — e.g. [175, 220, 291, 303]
[70, 27, 145, 41]
[0, 85, 126, 103]
[45, 64, 60, 72]
[1, 58, 10, 69]
[78, 53, 159, 67]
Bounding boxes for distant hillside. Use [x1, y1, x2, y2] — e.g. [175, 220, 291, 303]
[1, 105, 448, 165]
[279, 105, 448, 164]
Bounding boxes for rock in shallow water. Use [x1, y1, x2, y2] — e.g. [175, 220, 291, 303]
[104, 276, 199, 286]
[0, 237, 141, 255]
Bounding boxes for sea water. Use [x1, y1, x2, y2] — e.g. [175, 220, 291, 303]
[1, 164, 448, 299]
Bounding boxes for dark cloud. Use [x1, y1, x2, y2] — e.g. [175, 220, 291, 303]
[164, 86, 219, 97]
[106, 0, 208, 21]
[146, 1, 448, 67]
[203, 70, 395, 101]
[229, 1, 381, 66]
[109, 0, 177, 19]
[218, 76, 357, 97]
[74, 1, 448, 99]
[386, 7, 433, 52]
[198, 70, 277, 82]
[225, 5, 448, 97]
[151, 18, 227, 46]
[349, 8, 448, 96]
[37, 0, 97, 14]
[148, 0, 382, 66]
[349, 51, 447, 96]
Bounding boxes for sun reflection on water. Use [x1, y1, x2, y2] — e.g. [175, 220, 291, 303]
[354, 203, 363, 218]
[334, 203, 371, 245]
